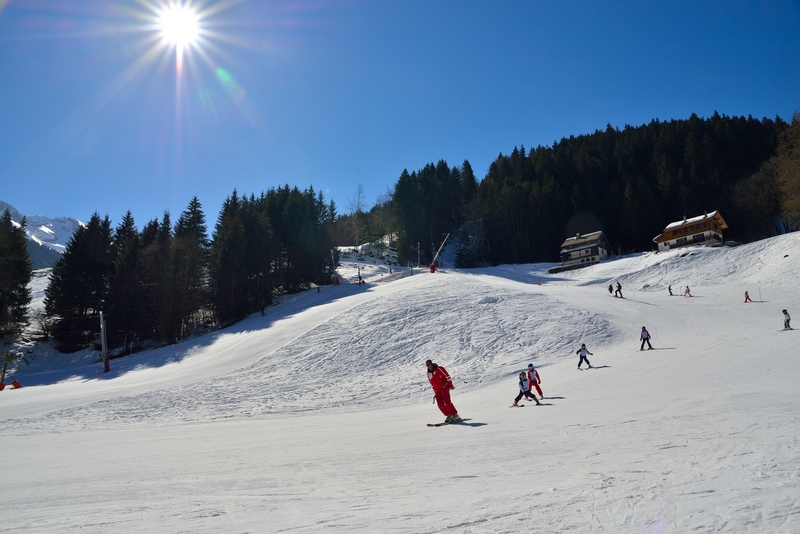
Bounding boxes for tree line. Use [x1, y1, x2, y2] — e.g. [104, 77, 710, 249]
[41, 186, 336, 352]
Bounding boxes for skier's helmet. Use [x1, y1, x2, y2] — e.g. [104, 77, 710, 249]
[581, 343, 586, 347]
[528, 363, 534, 369]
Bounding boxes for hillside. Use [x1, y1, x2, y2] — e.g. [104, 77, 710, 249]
[3, 233, 800, 532]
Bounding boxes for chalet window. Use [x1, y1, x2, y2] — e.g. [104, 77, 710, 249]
[698, 223, 706, 229]
[676, 237, 687, 243]
[687, 226, 694, 231]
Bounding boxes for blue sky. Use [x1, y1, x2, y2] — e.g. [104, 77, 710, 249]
[1, 0, 798, 226]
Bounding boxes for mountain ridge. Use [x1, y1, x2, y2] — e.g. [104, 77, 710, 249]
[1, 199, 83, 268]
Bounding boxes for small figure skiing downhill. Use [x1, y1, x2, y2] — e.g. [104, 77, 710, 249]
[576, 344, 593, 369]
[425, 359, 462, 424]
[512, 372, 540, 406]
[640, 326, 653, 350]
[614, 282, 623, 298]
[783, 309, 792, 330]
[684, 286, 693, 297]
[744, 291, 752, 303]
[526, 363, 543, 398]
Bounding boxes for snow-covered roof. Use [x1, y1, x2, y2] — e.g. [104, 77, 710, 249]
[664, 210, 727, 230]
[560, 230, 607, 250]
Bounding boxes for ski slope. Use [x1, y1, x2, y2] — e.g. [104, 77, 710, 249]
[3, 234, 800, 533]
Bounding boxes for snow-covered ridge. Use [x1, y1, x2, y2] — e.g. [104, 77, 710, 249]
[1, 199, 83, 254]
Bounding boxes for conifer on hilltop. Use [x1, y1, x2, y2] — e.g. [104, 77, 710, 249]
[0, 209, 33, 339]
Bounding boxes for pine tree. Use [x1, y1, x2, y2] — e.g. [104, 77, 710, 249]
[45, 213, 113, 352]
[0, 209, 33, 338]
[107, 212, 144, 352]
[173, 197, 210, 338]
[211, 191, 249, 325]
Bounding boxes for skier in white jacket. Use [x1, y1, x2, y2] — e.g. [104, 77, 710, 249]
[575, 344, 593, 369]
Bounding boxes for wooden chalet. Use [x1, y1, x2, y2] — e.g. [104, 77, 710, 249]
[559, 231, 610, 267]
[652, 211, 728, 252]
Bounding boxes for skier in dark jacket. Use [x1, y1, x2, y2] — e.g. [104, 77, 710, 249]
[513, 372, 540, 406]
[614, 282, 623, 298]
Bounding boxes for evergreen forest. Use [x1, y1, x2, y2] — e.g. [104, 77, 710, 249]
[383, 112, 800, 268]
[43, 187, 337, 352]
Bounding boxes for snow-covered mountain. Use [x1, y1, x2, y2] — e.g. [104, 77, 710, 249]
[0, 199, 83, 267]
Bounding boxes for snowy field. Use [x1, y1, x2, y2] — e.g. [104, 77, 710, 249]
[3, 234, 800, 533]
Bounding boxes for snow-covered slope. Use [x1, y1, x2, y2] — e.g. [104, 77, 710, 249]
[3, 234, 800, 533]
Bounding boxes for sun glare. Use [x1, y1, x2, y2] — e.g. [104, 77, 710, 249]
[157, 3, 200, 49]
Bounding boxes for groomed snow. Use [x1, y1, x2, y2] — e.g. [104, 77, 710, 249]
[3, 234, 800, 532]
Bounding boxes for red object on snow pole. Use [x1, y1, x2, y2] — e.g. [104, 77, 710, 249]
[429, 233, 450, 274]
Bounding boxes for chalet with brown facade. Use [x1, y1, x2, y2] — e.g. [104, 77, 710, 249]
[652, 211, 728, 252]
[559, 231, 610, 267]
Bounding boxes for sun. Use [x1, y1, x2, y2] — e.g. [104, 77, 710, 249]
[157, 2, 200, 50]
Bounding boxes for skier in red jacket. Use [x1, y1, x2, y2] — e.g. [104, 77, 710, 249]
[526, 363, 543, 399]
[426, 360, 461, 423]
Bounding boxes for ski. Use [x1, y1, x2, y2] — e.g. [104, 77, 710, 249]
[510, 404, 525, 408]
[427, 418, 472, 427]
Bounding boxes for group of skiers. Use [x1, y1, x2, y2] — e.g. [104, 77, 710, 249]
[512, 364, 543, 406]
[667, 284, 693, 297]
[426, 288, 793, 424]
[425, 358, 547, 419]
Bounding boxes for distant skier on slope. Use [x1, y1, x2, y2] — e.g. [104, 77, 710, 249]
[783, 309, 791, 330]
[608, 284, 613, 295]
[614, 282, 623, 298]
[684, 286, 693, 297]
[640, 326, 653, 350]
[527, 363, 543, 399]
[425, 360, 461, 423]
[744, 291, 752, 303]
[668, 284, 673, 296]
[512, 372, 540, 406]
[576, 344, 593, 369]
